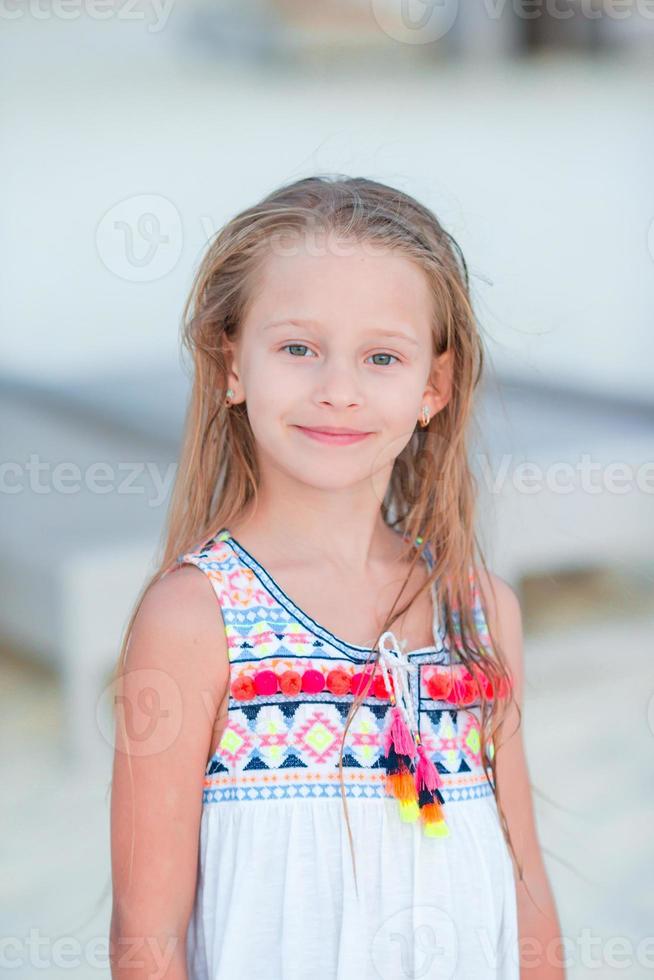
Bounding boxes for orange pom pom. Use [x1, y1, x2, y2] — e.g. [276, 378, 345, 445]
[425, 668, 453, 701]
[326, 667, 351, 695]
[231, 674, 256, 701]
[279, 669, 302, 696]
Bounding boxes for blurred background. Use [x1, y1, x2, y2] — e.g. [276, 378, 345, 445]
[1, 2, 653, 977]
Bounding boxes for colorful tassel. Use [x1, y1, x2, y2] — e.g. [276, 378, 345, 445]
[381, 704, 419, 822]
[376, 628, 451, 837]
[377, 632, 421, 825]
[414, 739, 450, 838]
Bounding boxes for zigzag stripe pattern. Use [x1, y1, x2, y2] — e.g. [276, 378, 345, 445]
[175, 528, 496, 807]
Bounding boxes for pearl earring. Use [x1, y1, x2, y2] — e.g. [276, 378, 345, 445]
[418, 405, 430, 428]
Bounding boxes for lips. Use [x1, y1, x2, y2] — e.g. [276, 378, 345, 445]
[300, 426, 369, 435]
[294, 425, 373, 445]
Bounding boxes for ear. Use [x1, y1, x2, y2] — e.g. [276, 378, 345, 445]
[222, 335, 245, 405]
[424, 347, 454, 416]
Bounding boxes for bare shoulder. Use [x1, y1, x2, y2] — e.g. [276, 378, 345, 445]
[128, 564, 229, 683]
[135, 561, 224, 630]
[475, 567, 522, 637]
[118, 563, 232, 762]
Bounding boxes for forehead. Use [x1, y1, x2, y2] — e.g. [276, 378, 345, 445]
[243, 237, 434, 337]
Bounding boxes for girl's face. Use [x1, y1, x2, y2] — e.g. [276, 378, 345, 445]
[227, 234, 451, 495]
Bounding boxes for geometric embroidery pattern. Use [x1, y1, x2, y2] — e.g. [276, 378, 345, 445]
[174, 527, 497, 807]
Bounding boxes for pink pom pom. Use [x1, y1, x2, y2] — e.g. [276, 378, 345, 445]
[253, 669, 278, 696]
[301, 668, 326, 694]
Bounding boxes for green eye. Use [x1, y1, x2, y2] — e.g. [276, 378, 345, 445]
[281, 346, 399, 365]
[368, 352, 399, 366]
[282, 344, 314, 357]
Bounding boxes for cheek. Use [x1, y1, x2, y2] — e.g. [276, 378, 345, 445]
[250, 349, 307, 391]
[241, 356, 304, 435]
[242, 351, 285, 403]
[255, 359, 323, 424]
[371, 377, 420, 426]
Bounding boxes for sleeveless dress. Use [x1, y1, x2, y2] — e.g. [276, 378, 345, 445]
[174, 527, 519, 980]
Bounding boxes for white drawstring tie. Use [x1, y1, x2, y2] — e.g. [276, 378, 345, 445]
[376, 630, 419, 737]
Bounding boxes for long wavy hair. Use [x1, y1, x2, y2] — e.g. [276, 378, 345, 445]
[108, 174, 524, 907]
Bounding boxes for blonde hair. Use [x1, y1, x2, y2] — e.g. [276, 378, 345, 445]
[110, 174, 524, 905]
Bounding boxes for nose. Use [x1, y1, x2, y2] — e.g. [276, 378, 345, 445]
[313, 355, 364, 410]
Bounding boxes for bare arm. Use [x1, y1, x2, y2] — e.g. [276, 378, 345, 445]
[479, 570, 566, 980]
[109, 566, 229, 979]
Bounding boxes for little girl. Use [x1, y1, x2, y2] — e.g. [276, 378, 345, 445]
[109, 176, 564, 979]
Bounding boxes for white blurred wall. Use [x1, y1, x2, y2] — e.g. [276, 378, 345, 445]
[1, 11, 652, 404]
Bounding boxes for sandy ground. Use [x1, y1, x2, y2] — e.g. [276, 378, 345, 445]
[1, 563, 653, 979]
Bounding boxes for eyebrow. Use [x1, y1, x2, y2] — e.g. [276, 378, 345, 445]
[262, 318, 420, 347]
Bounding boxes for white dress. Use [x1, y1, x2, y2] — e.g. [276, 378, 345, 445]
[174, 528, 519, 980]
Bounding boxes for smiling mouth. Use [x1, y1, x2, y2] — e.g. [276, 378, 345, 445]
[300, 426, 370, 435]
[293, 425, 373, 444]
